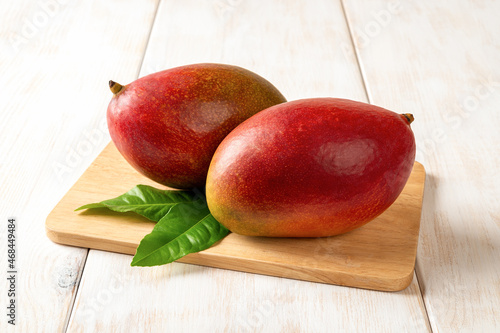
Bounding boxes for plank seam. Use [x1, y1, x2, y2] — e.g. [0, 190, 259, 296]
[414, 263, 434, 332]
[63, 248, 90, 333]
[136, 0, 162, 79]
[339, 0, 371, 103]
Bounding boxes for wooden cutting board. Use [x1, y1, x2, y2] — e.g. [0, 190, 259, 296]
[46, 142, 425, 291]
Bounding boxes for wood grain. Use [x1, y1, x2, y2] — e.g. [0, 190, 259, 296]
[65, 1, 431, 331]
[140, 0, 368, 102]
[2, 0, 462, 331]
[67, 250, 431, 333]
[0, 0, 159, 332]
[342, 0, 500, 331]
[47, 142, 425, 291]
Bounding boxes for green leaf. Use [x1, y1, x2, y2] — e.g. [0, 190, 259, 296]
[131, 202, 229, 267]
[75, 185, 203, 222]
[76, 184, 230, 266]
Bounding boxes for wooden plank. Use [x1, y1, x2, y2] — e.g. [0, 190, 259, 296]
[66, 0, 432, 331]
[0, 0, 158, 331]
[342, 0, 500, 331]
[68, 250, 431, 332]
[47, 142, 425, 291]
[139, 0, 368, 102]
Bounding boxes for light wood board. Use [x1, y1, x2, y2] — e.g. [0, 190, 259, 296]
[64, 1, 431, 331]
[0, 1, 159, 332]
[343, 0, 500, 330]
[47, 142, 425, 291]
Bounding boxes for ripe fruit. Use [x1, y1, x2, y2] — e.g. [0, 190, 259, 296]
[206, 98, 416, 237]
[107, 63, 286, 189]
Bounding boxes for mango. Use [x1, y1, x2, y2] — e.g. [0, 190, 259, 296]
[107, 63, 286, 189]
[206, 98, 416, 237]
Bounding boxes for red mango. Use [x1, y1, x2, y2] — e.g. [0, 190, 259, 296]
[107, 63, 286, 189]
[206, 98, 416, 237]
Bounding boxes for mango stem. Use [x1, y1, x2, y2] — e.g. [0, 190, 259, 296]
[402, 113, 414, 124]
[109, 80, 124, 95]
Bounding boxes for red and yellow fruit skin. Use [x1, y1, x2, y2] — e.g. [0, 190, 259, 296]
[107, 63, 286, 189]
[206, 98, 416, 237]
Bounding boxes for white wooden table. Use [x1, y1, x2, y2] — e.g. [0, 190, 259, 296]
[1, 0, 499, 332]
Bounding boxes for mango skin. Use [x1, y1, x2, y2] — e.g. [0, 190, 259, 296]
[206, 98, 416, 237]
[107, 63, 286, 189]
